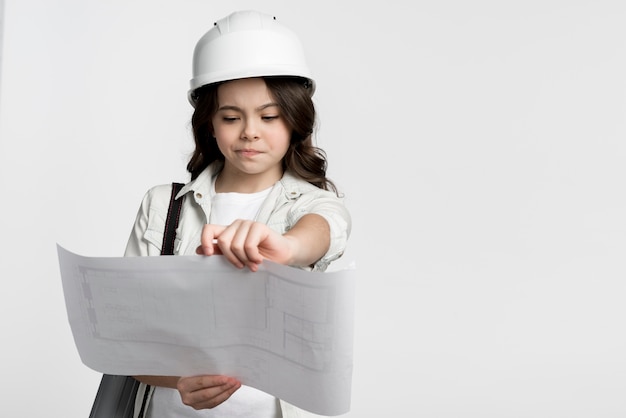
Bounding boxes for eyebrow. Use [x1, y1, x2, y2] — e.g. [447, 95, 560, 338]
[217, 103, 280, 112]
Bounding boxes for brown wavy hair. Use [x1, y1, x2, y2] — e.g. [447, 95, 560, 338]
[187, 76, 338, 194]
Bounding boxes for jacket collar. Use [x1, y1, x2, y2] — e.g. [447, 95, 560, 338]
[176, 161, 314, 201]
[176, 162, 222, 200]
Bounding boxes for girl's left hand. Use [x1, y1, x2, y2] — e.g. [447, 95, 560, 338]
[177, 375, 241, 410]
[196, 220, 294, 271]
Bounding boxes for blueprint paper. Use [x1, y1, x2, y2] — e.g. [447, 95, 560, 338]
[57, 245, 356, 416]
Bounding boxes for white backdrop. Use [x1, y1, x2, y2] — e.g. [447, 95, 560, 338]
[1, 1, 625, 416]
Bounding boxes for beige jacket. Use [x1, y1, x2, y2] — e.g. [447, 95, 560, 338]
[126, 163, 351, 418]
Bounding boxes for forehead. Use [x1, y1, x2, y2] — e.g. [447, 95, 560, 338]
[216, 77, 273, 104]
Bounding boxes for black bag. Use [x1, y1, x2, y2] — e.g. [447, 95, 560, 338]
[89, 183, 185, 418]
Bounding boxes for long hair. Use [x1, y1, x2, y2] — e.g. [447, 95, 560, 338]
[187, 76, 338, 194]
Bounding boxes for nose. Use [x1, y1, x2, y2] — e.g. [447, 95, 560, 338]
[242, 118, 260, 141]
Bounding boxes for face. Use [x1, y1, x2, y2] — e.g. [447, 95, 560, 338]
[212, 77, 292, 191]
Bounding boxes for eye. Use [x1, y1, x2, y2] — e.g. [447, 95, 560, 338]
[261, 115, 279, 121]
[222, 116, 239, 122]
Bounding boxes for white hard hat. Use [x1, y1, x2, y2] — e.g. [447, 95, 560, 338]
[188, 10, 315, 106]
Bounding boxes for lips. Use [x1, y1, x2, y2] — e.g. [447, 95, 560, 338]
[237, 149, 261, 157]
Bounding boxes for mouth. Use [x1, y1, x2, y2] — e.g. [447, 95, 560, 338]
[237, 149, 261, 157]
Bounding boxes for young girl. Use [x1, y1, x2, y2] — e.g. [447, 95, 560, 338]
[123, 10, 351, 418]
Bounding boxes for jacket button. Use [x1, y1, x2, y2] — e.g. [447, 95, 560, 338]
[196, 193, 203, 199]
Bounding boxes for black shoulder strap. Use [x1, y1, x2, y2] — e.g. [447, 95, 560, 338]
[137, 182, 185, 416]
[91, 183, 186, 418]
[161, 182, 185, 256]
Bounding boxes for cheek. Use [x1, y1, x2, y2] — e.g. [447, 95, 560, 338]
[276, 136, 291, 156]
[275, 124, 293, 148]
[268, 126, 290, 149]
[212, 123, 234, 141]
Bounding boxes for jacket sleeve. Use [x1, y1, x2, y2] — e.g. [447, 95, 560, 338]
[124, 185, 172, 257]
[287, 191, 352, 272]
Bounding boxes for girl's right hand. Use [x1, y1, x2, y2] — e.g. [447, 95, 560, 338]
[177, 375, 241, 410]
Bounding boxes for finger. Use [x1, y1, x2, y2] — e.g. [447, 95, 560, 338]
[178, 376, 241, 410]
[199, 224, 226, 255]
[201, 379, 240, 409]
[196, 242, 223, 255]
[178, 374, 230, 392]
[242, 222, 268, 265]
[229, 221, 270, 269]
[228, 220, 257, 267]
[215, 220, 246, 268]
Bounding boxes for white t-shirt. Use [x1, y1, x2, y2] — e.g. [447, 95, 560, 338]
[209, 180, 272, 225]
[146, 179, 278, 418]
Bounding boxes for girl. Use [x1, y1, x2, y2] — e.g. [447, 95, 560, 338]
[124, 10, 351, 418]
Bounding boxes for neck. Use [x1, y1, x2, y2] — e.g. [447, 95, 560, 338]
[215, 167, 282, 193]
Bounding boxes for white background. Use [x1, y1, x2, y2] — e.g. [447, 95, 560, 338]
[1, 1, 625, 417]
